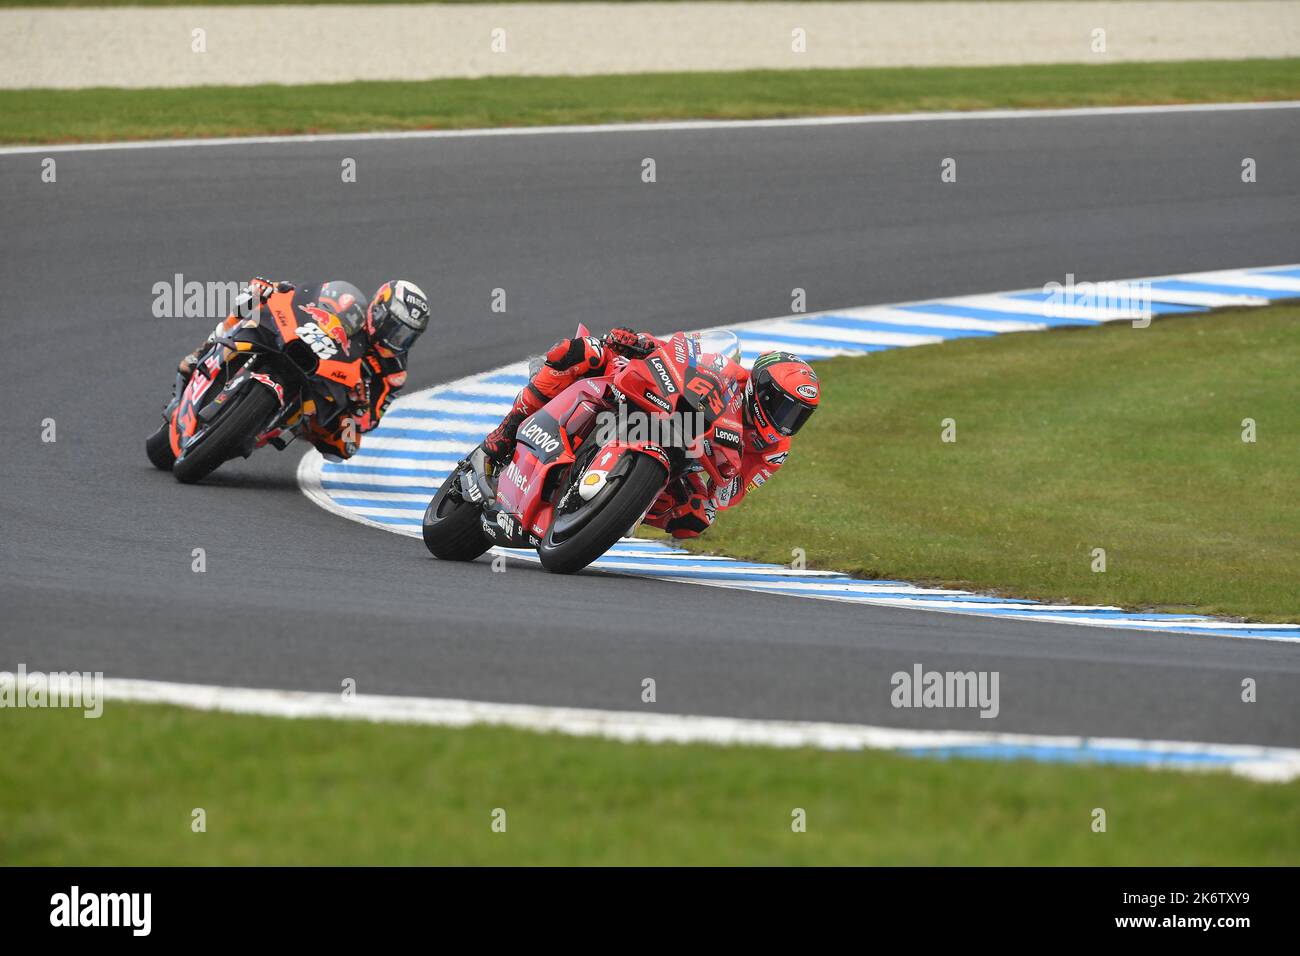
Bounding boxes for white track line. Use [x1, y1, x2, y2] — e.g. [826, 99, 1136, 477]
[3, 101, 1299, 156]
[86, 677, 1300, 783]
[304, 262, 1300, 645]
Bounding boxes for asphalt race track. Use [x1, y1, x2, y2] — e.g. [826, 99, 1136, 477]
[2, 106, 1298, 747]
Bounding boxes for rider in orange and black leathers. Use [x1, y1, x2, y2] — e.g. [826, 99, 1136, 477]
[177, 276, 430, 460]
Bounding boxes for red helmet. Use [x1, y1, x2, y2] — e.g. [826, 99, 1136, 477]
[745, 351, 819, 441]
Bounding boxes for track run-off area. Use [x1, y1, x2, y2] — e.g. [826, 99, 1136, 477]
[305, 264, 1300, 644]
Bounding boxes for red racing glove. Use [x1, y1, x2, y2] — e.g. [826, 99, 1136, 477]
[605, 327, 655, 358]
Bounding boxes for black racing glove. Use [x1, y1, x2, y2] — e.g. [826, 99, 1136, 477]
[248, 276, 295, 301]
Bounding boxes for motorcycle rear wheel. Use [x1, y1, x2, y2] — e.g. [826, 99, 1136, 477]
[173, 386, 279, 485]
[422, 469, 492, 561]
[538, 452, 667, 574]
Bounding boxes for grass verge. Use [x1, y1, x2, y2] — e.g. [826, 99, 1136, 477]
[3, 59, 1298, 145]
[666, 303, 1300, 622]
[3, 702, 1298, 865]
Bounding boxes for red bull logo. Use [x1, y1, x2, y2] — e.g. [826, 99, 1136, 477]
[299, 303, 350, 354]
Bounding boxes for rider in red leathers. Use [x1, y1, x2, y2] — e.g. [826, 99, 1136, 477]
[480, 329, 820, 538]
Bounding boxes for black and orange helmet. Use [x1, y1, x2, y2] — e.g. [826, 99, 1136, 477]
[745, 351, 819, 441]
[367, 279, 430, 353]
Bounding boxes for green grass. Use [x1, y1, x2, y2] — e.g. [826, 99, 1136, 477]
[3, 703, 1297, 865]
[665, 304, 1300, 622]
[4, 59, 1299, 145]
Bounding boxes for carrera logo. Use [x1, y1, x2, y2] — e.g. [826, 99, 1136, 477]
[642, 390, 672, 413]
[520, 420, 561, 454]
[647, 356, 677, 395]
[797, 384, 819, 400]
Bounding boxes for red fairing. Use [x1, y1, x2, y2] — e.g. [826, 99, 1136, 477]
[488, 328, 746, 546]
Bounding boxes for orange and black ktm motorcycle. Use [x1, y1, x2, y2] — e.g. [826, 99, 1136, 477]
[145, 284, 365, 484]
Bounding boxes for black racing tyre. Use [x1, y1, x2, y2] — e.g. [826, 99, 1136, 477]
[172, 385, 279, 485]
[538, 453, 667, 574]
[145, 422, 176, 471]
[422, 469, 491, 561]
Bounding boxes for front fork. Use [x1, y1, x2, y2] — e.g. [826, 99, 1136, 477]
[163, 371, 187, 421]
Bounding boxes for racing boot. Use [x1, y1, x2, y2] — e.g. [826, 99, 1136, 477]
[480, 388, 544, 466]
[480, 335, 612, 465]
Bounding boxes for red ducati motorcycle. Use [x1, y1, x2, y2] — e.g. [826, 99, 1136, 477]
[422, 328, 744, 573]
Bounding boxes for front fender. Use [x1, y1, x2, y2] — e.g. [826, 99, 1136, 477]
[207, 367, 285, 417]
[573, 440, 669, 504]
[247, 371, 286, 406]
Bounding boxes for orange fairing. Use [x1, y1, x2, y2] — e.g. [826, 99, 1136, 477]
[267, 290, 299, 343]
[168, 412, 185, 457]
[316, 358, 361, 388]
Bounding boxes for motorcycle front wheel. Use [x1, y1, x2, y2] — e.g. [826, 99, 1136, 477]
[172, 385, 279, 484]
[538, 452, 667, 574]
[145, 422, 176, 471]
[422, 468, 492, 561]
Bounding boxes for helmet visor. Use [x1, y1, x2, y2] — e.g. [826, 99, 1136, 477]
[378, 312, 422, 352]
[756, 379, 816, 436]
